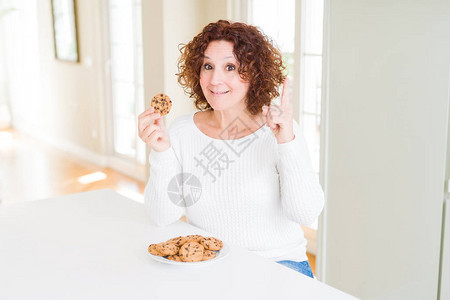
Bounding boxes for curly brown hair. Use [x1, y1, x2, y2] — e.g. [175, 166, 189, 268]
[177, 20, 286, 115]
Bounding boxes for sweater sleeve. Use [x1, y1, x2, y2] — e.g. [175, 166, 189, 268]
[276, 120, 325, 226]
[144, 134, 185, 227]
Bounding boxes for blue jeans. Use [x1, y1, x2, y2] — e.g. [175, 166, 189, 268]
[276, 260, 314, 278]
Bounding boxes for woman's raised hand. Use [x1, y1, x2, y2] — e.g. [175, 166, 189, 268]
[262, 78, 295, 144]
[138, 107, 171, 152]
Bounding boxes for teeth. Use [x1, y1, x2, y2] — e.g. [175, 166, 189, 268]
[212, 90, 229, 94]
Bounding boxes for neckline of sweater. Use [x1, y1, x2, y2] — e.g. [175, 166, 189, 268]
[190, 111, 268, 141]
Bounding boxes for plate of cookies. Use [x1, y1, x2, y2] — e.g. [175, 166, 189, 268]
[148, 235, 229, 265]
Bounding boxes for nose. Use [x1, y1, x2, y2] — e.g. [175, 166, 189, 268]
[210, 68, 225, 85]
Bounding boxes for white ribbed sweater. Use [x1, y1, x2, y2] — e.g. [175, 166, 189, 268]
[144, 112, 325, 262]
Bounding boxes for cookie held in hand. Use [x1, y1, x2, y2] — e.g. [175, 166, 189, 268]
[151, 93, 172, 116]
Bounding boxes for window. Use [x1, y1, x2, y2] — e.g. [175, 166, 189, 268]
[107, 0, 145, 167]
[0, 0, 43, 129]
[248, 0, 323, 176]
[248, 0, 295, 76]
[248, 0, 324, 230]
[301, 0, 324, 177]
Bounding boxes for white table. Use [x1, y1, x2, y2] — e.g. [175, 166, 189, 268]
[0, 189, 358, 299]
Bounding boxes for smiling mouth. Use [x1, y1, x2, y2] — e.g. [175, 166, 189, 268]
[210, 90, 230, 95]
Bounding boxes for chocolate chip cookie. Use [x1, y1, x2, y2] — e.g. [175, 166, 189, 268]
[151, 93, 172, 116]
[200, 237, 223, 251]
[148, 244, 165, 256]
[202, 250, 217, 261]
[178, 241, 204, 262]
[167, 254, 183, 262]
[156, 242, 179, 256]
[185, 234, 204, 243]
[166, 236, 188, 247]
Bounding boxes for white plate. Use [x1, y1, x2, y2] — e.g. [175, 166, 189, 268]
[149, 243, 230, 265]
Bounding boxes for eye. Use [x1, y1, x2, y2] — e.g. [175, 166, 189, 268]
[226, 64, 236, 71]
[203, 63, 213, 70]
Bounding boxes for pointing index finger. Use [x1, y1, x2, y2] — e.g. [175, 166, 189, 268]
[280, 77, 290, 108]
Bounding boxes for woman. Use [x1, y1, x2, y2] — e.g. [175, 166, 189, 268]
[138, 20, 324, 278]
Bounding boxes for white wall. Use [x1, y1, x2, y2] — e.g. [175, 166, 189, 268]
[162, 0, 205, 127]
[2, 0, 228, 170]
[36, 0, 106, 155]
[322, 0, 450, 299]
[141, 0, 228, 176]
[0, 0, 108, 162]
[144, 0, 229, 128]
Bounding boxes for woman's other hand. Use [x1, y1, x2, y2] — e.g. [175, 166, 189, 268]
[138, 107, 171, 152]
[262, 78, 295, 144]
